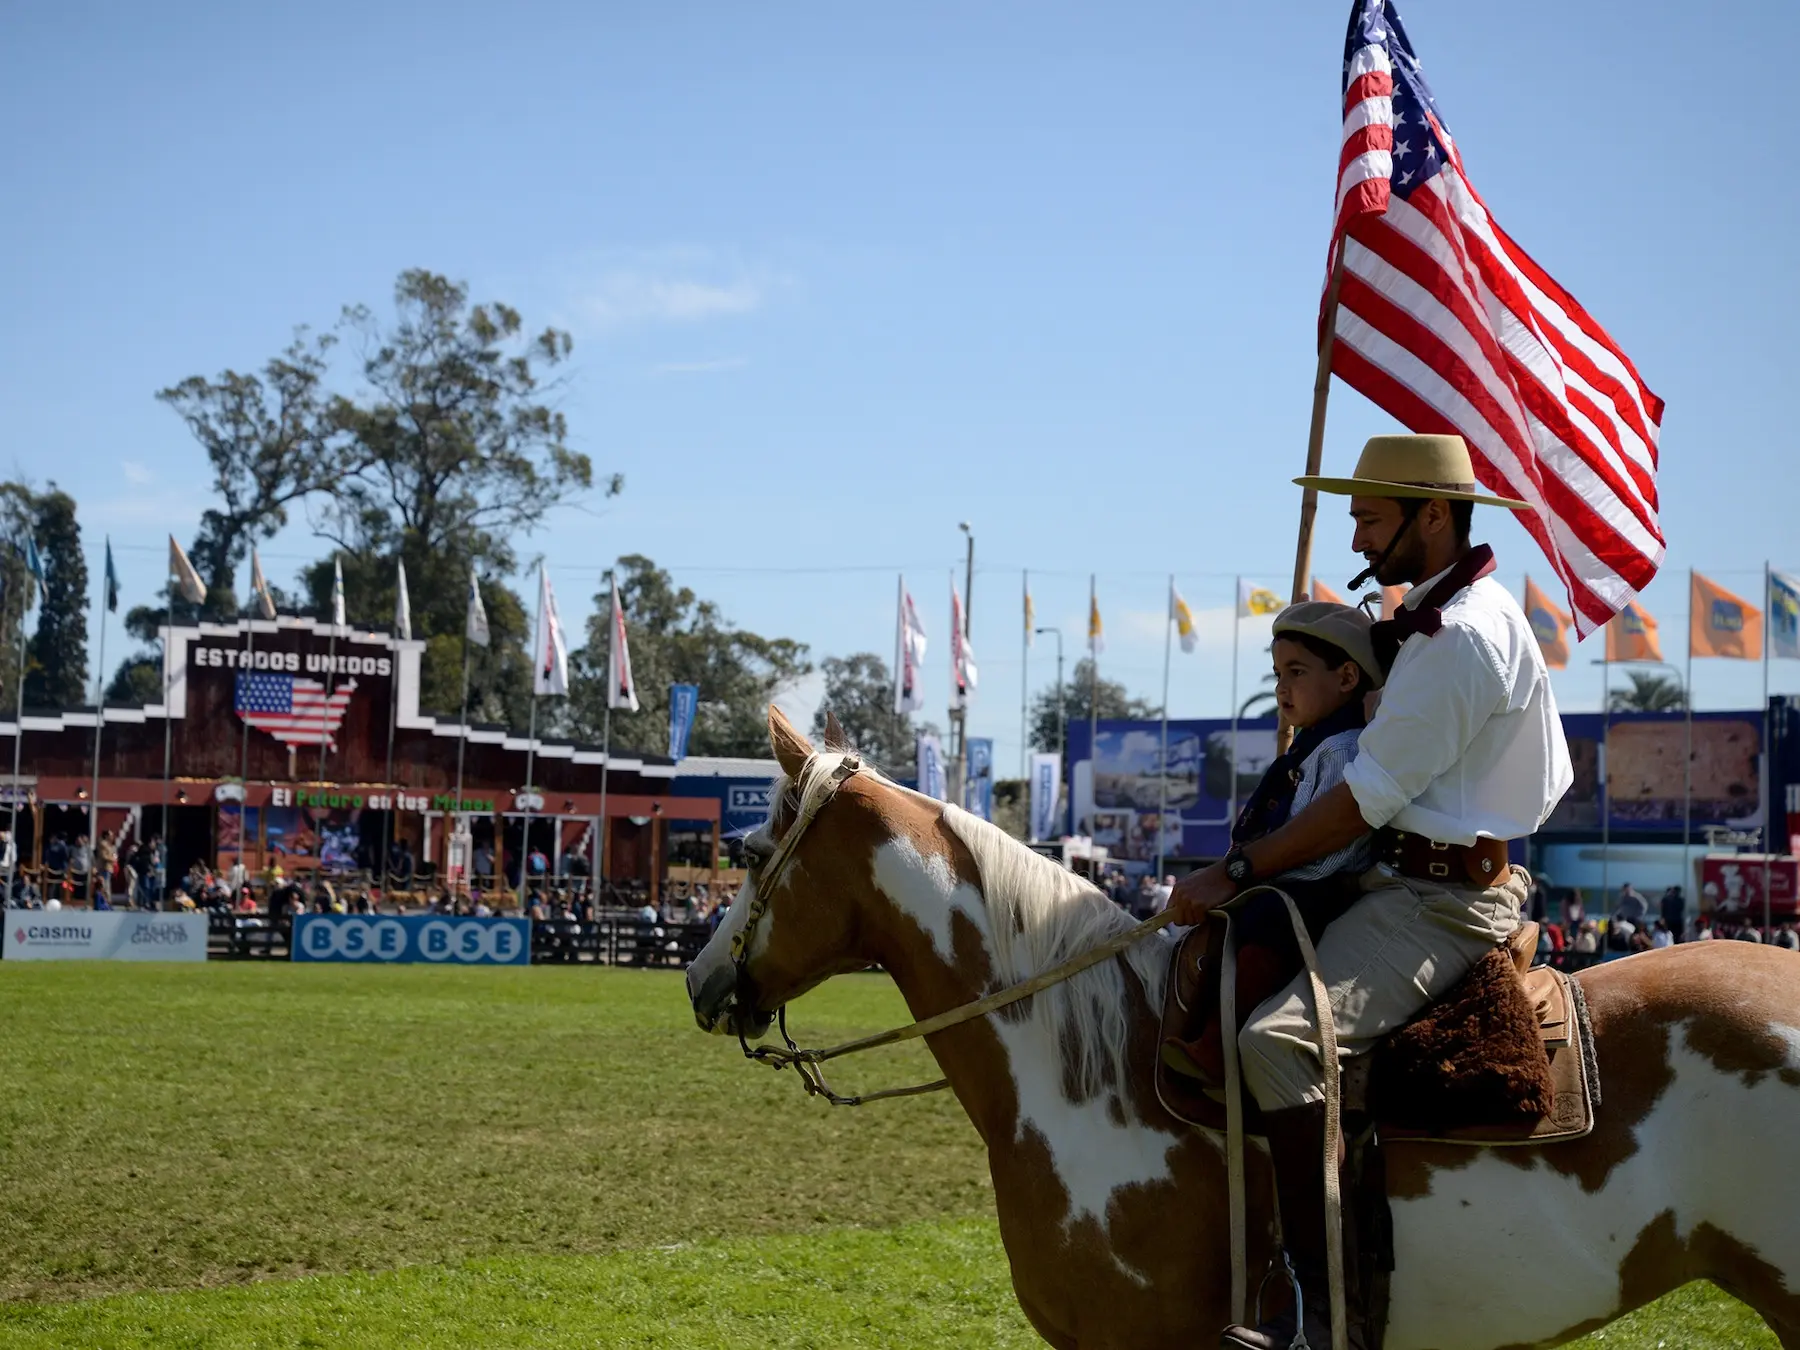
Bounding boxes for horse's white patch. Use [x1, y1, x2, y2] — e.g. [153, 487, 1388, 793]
[870, 828, 1180, 1282]
[1771, 1021, 1800, 1069]
[871, 835, 990, 962]
[1383, 1024, 1800, 1350]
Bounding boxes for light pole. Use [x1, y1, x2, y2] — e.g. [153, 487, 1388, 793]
[1034, 627, 1065, 763]
[1591, 657, 1686, 926]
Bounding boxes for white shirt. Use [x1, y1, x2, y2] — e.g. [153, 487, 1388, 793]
[1342, 568, 1572, 846]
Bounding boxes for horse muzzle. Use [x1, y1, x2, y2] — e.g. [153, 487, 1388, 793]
[686, 960, 774, 1040]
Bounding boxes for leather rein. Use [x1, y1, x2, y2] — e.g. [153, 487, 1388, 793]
[728, 751, 1180, 1107]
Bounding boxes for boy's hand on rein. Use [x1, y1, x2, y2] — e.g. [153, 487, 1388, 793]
[1165, 863, 1235, 926]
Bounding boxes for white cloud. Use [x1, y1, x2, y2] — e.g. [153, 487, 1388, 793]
[562, 249, 784, 333]
[121, 460, 153, 485]
[650, 357, 749, 376]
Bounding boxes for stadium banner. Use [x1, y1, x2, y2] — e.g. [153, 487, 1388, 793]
[1028, 753, 1062, 843]
[3, 909, 208, 962]
[291, 913, 530, 965]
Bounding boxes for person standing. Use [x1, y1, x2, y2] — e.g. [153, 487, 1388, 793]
[1168, 434, 1572, 1350]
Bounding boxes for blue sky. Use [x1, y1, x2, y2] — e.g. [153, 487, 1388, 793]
[2, 0, 1796, 772]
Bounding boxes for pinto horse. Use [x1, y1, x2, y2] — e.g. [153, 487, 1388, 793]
[687, 710, 1800, 1350]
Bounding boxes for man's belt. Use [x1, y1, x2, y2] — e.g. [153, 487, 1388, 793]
[1376, 828, 1510, 886]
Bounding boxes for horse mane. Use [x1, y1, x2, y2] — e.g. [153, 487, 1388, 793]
[937, 804, 1171, 1105]
[777, 749, 1171, 1105]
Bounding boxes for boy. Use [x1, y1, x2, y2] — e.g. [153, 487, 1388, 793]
[1168, 600, 1385, 1083]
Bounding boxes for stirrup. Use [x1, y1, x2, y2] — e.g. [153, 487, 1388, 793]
[1246, 1251, 1311, 1350]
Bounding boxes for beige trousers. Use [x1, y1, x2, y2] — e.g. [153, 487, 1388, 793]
[1238, 864, 1527, 1110]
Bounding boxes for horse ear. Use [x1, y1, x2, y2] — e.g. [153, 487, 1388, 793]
[768, 705, 813, 778]
[821, 710, 852, 751]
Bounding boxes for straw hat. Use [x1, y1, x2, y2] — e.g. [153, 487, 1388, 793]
[1272, 601, 1385, 688]
[1294, 434, 1529, 510]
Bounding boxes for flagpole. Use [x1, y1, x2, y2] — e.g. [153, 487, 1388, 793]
[6, 559, 30, 899]
[520, 560, 546, 901]
[1087, 574, 1098, 832]
[1600, 641, 1610, 913]
[1682, 570, 1694, 916]
[1229, 576, 1242, 835]
[87, 547, 109, 904]
[238, 599, 254, 814]
[1020, 569, 1029, 781]
[1287, 244, 1348, 608]
[452, 625, 472, 897]
[597, 570, 615, 907]
[1763, 560, 1773, 936]
[1157, 575, 1173, 882]
[378, 629, 398, 905]
[161, 594, 175, 880]
[317, 563, 339, 786]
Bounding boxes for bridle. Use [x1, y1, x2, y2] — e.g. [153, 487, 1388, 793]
[726, 750, 1178, 1108]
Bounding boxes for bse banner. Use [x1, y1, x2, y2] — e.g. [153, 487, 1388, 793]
[4, 910, 208, 962]
[668, 682, 699, 760]
[1029, 753, 1062, 842]
[292, 914, 530, 965]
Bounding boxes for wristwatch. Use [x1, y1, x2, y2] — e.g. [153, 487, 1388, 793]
[1224, 846, 1256, 888]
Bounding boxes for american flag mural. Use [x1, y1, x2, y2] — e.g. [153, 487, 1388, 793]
[235, 673, 357, 748]
[1331, 0, 1664, 636]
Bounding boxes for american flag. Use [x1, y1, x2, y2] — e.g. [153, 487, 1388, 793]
[1331, 0, 1664, 636]
[235, 673, 357, 748]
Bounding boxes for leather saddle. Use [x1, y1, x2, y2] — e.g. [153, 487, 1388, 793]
[1155, 919, 1599, 1146]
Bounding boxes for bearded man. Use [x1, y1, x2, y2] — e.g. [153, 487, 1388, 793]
[1167, 433, 1574, 1350]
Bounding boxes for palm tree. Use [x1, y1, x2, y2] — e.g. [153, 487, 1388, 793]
[1608, 670, 1686, 712]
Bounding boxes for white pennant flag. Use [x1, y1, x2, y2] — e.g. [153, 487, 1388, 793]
[893, 576, 929, 715]
[466, 569, 490, 648]
[607, 574, 638, 711]
[169, 535, 207, 605]
[1170, 581, 1198, 654]
[534, 567, 569, 697]
[394, 561, 412, 641]
[950, 580, 977, 709]
[330, 557, 347, 628]
[249, 548, 276, 620]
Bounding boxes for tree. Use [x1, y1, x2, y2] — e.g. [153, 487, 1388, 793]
[23, 487, 87, 709]
[1609, 671, 1686, 713]
[569, 556, 809, 758]
[812, 653, 922, 769]
[0, 486, 38, 716]
[1029, 658, 1157, 752]
[305, 270, 619, 719]
[156, 328, 345, 619]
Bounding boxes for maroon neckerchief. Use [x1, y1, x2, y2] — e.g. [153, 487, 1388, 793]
[1368, 543, 1496, 672]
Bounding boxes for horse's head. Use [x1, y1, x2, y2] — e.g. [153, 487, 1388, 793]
[685, 705, 882, 1038]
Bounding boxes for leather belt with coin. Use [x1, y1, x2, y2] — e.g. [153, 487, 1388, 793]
[1376, 827, 1510, 886]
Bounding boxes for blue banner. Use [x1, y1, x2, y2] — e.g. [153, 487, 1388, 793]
[966, 737, 994, 820]
[291, 914, 531, 965]
[669, 683, 699, 760]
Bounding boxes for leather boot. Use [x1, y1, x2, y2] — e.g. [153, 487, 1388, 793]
[1219, 1103, 1367, 1350]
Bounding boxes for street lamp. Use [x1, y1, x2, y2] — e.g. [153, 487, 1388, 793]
[1035, 627, 1065, 763]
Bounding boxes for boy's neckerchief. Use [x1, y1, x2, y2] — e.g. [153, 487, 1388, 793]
[1231, 699, 1367, 845]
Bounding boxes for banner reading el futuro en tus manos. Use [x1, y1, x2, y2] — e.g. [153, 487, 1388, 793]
[291, 914, 530, 965]
[3, 910, 209, 962]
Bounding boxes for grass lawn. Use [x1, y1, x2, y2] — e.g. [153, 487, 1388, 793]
[0, 962, 1777, 1347]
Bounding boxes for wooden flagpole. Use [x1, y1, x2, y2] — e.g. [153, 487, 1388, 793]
[1277, 244, 1349, 755]
[1287, 243, 1349, 608]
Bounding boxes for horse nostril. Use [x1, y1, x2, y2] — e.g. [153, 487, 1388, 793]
[690, 962, 739, 1034]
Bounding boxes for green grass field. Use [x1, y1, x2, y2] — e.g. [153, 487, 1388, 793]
[0, 962, 1777, 1347]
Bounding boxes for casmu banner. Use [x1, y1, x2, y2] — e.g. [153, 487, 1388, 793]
[4, 910, 208, 962]
[291, 913, 530, 965]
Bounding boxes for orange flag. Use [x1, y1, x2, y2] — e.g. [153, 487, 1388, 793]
[1690, 571, 1762, 660]
[1379, 585, 1408, 619]
[1523, 576, 1571, 669]
[1605, 600, 1663, 663]
[1310, 578, 1345, 604]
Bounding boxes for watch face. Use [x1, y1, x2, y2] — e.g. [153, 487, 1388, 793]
[1228, 856, 1252, 883]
